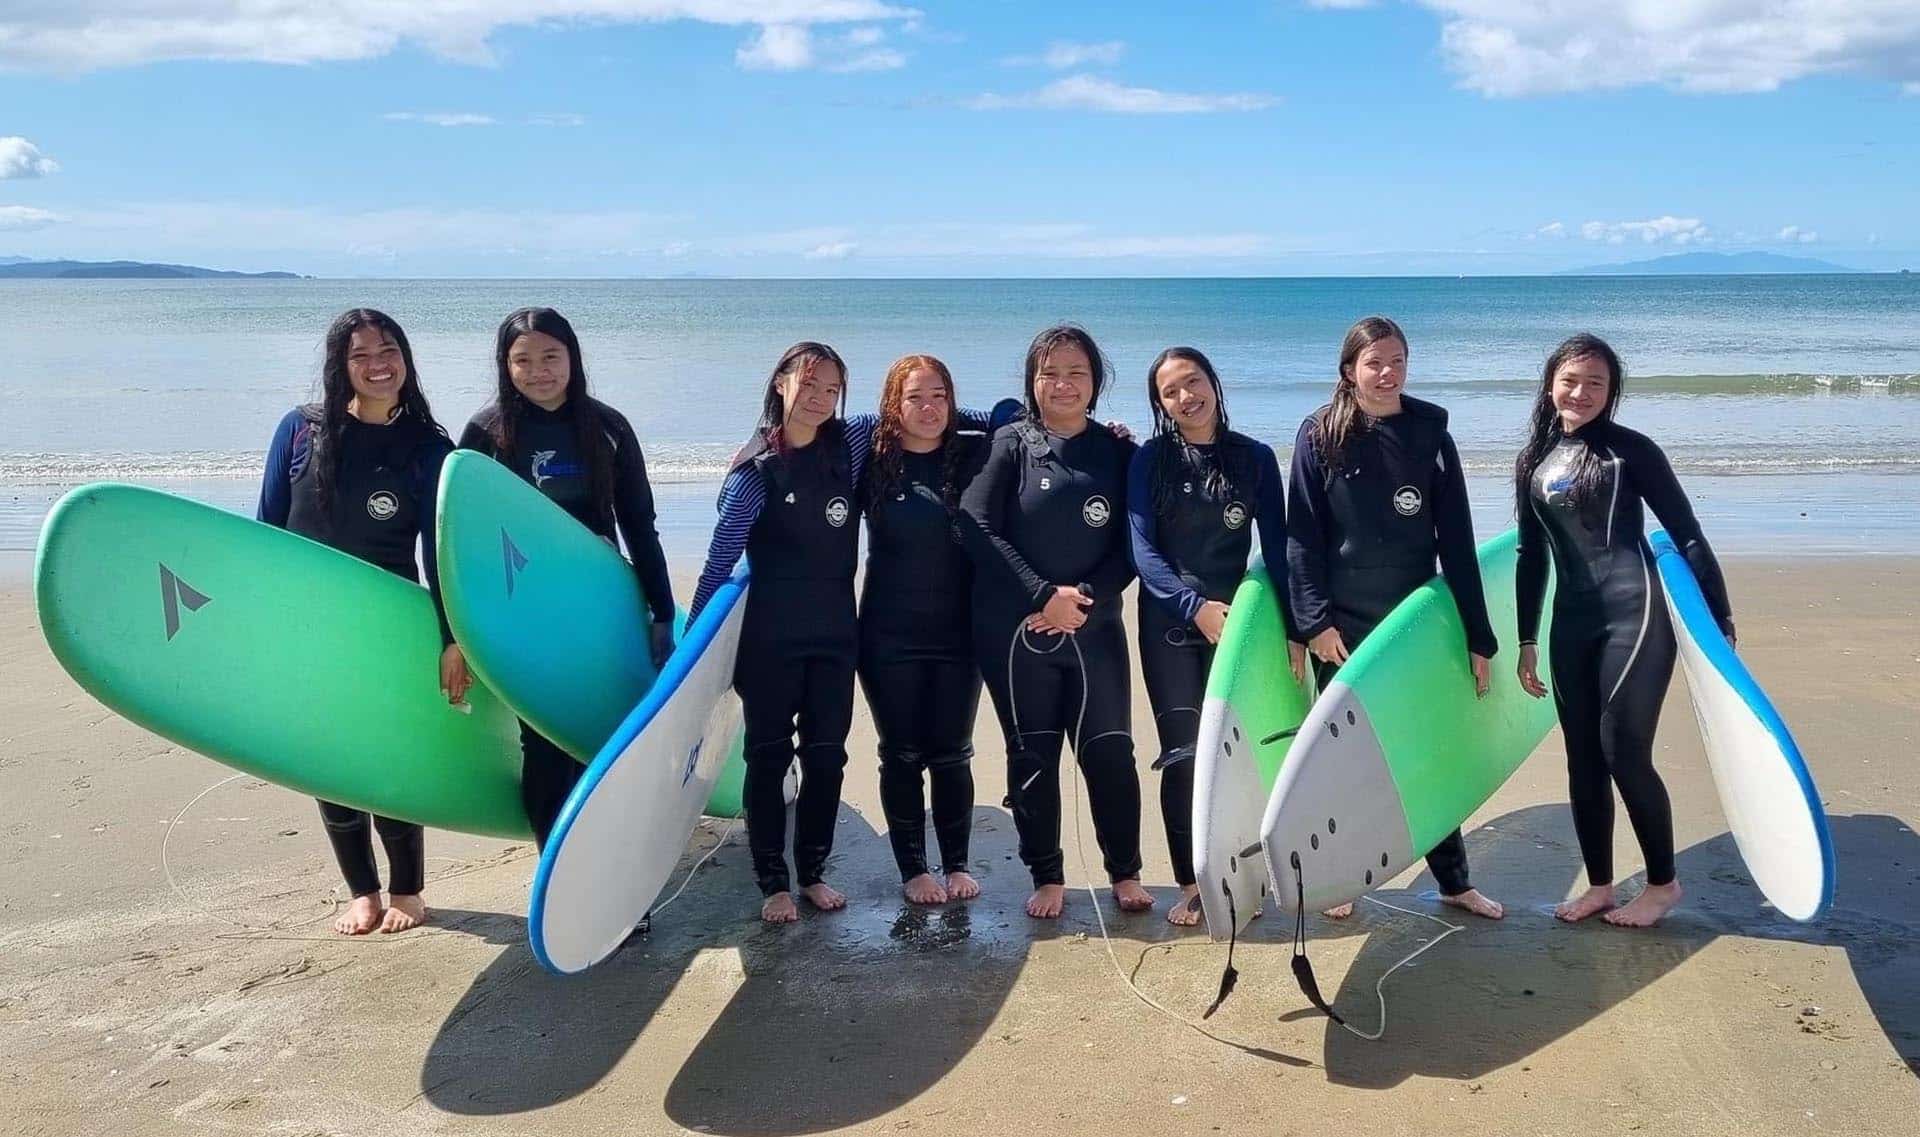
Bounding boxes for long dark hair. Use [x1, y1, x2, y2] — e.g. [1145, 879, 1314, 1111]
[1313, 315, 1407, 472]
[866, 353, 969, 509]
[486, 307, 617, 529]
[1146, 346, 1239, 516]
[310, 308, 441, 513]
[1515, 333, 1626, 511]
[749, 341, 848, 460]
[1021, 324, 1109, 422]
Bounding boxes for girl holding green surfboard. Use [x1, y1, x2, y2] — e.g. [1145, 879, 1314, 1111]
[457, 306, 677, 849]
[257, 308, 463, 936]
[1285, 315, 1505, 922]
[1127, 346, 1301, 927]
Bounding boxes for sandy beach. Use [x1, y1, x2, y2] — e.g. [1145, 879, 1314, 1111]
[3, 558, 1915, 1137]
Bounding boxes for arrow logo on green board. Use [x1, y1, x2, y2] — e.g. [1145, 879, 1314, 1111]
[159, 564, 210, 641]
[502, 528, 529, 597]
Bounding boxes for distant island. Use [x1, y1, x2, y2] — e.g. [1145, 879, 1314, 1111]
[1559, 251, 1855, 276]
[0, 258, 301, 279]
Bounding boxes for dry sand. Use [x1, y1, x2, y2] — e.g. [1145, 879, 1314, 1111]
[2, 559, 1916, 1136]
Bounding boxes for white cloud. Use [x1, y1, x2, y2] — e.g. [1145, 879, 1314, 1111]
[1777, 225, 1819, 244]
[0, 2, 916, 71]
[804, 241, 857, 259]
[1532, 221, 1565, 239]
[528, 112, 587, 127]
[736, 24, 814, 70]
[0, 204, 61, 228]
[1578, 216, 1709, 246]
[1306, 1, 1377, 8]
[1005, 40, 1126, 69]
[1396, 2, 1920, 96]
[383, 112, 496, 127]
[0, 137, 58, 178]
[735, 21, 906, 71]
[969, 74, 1277, 114]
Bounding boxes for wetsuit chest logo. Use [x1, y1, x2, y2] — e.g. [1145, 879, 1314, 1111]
[1223, 501, 1248, 530]
[825, 496, 851, 527]
[1392, 485, 1423, 517]
[1082, 495, 1111, 528]
[531, 449, 558, 488]
[367, 491, 400, 521]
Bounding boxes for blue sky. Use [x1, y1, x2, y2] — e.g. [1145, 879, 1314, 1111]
[2, 1, 1916, 277]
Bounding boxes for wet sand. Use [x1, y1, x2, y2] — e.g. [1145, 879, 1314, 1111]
[2, 559, 1915, 1136]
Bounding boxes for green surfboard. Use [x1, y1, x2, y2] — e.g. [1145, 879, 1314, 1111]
[1260, 528, 1557, 912]
[433, 451, 747, 818]
[1192, 560, 1316, 940]
[35, 484, 529, 838]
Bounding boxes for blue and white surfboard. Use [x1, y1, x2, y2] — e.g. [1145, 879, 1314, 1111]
[1650, 531, 1834, 921]
[529, 571, 751, 974]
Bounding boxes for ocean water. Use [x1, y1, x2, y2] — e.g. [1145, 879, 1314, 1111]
[5, 275, 1918, 557]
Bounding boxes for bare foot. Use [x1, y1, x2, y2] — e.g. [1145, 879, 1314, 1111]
[801, 882, 847, 912]
[902, 873, 949, 905]
[1026, 883, 1067, 918]
[1441, 888, 1505, 920]
[380, 893, 427, 934]
[943, 871, 981, 900]
[335, 894, 381, 936]
[1112, 878, 1154, 912]
[1603, 881, 1682, 927]
[1321, 902, 1354, 920]
[1166, 883, 1202, 927]
[761, 892, 799, 923]
[1556, 883, 1618, 923]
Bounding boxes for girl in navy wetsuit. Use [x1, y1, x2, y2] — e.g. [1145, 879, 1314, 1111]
[1515, 333, 1734, 928]
[1127, 347, 1301, 926]
[458, 307, 676, 848]
[257, 309, 462, 936]
[1286, 315, 1504, 922]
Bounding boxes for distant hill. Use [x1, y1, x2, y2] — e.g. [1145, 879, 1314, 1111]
[1559, 251, 1855, 276]
[0, 259, 301, 279]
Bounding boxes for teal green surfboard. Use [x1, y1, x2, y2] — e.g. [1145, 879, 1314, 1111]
[1192, 561, 1316, 940]
[434, 451, 747, 818]
[35, 484, 529, 838]
[1261, 529, 1557, 911]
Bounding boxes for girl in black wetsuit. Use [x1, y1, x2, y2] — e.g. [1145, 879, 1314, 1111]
[1515, 333, 1735, 928]
[959, 325, 1150, 920]
[257, 308, 463, 936]
[457, 307, 676, 849]
[1126, 347, 1300, 926]
[857, 355, 989, 906]
[1286, 315, 1504, 922]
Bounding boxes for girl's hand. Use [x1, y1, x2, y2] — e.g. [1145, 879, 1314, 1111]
[1308, 626, 1348, 666]
[1287, 639, 1307, 683]
[1517, 643, 1548, 699]
[1194, 600, 1230, 645]
[1103, 420, 1135, 442]
[1470, 652, 1492, 700]
[1038, 585, 1091, 632]
[440, 644, 472, 706]
[649, 620, 675, 667]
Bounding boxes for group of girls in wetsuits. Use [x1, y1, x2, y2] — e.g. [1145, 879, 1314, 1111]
[262, 307, 1733, 936]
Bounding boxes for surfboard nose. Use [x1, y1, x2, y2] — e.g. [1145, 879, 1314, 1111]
[1261, 681, 1416, 913]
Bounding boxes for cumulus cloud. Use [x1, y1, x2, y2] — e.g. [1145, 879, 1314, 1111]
[1532, 221, 1565, 239]
[383, 112, 495, 127]
[1004, 40, 1126, 69]
[1578, 216, 1709, 246]
[0, 2, 915, 71]
[0, 204, 61, 228]
[804, 240, 857, 259]
[1777, 225, 1819, 244]
[969, 74, 1277, 114]
[735, 21, 906, 71]
[0, 137, 58, 178]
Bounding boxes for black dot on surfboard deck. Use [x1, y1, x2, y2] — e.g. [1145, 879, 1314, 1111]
[1347, 710, 1356, 726]
[1328, 818, 1337, 834]
[1224, 741, 1233, 756]
[1366, 870, 1374, 885]
[1290, 851, 1300, 870]
[1229, 855, 1238, 873]
[1232, 725, 1241, 742]
[1381, 852, 1390, 867]
[1310, 834, 1319, 850]
[1328, 722, 1340, 738]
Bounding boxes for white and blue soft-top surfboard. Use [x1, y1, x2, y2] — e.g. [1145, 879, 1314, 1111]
[1650, 530, 1834, 921]
[529, 571, 751, 974]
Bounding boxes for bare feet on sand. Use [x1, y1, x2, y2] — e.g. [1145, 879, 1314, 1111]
[1322, 902, 1354, 920]
[1112, 878, 1154, 912]
[335, 894, 381, 936]
[801, 882, 847, 912]
[944, 871, 981, 900]
[761, 892, 799, 923]
[903, 873, 949, 905]
[1166, 883, 1203, 927]
[1556, 884, 1618, 922]
[1442, 888, 1505, 919]
[380, 893, 427, 934]
[1026, 883, 1067, 918]
[1603, 881, 1682, 927]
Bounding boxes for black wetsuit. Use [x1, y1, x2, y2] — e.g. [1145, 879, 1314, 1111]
[959, 419, 1142, 888]
[458, 399, 675, 848]
[258, 405, 452, 899]
[1286, 397, 1496, 898]
[1126, 432, 1292, 887]
[1517, 421, 1734, 888]
[857, 438, 988, 883]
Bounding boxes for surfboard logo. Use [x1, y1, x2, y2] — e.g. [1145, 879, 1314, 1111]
[1223, 501, 1248, 530]
[366, 491, 399, 521]
[825, 496, 850, 527]
[1392, 485, 1423, 517]
[682, 739, 702, 786]
[501, 528, 529, 598]
[158, 564, 210, 641]
[1083, 495, 1111, 528]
